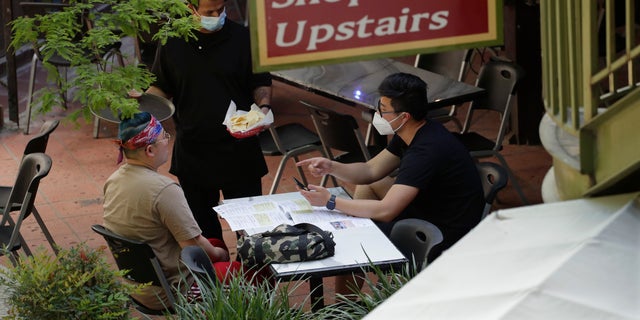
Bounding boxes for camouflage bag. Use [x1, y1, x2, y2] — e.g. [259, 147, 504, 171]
[236, 223, 336, 266]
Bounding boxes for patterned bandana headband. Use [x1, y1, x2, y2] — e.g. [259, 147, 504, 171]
[114, 113, 163, 164]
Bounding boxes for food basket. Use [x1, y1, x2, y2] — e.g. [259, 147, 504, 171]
[223, 101, 274, 139]
[227, 126, 264, 139]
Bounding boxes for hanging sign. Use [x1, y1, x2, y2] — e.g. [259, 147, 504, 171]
[249, 0, 503, 72]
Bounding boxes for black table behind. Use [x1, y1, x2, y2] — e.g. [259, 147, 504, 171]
[271, 58, 485, 111]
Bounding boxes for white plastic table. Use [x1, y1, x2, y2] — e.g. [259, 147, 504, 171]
[222, 188, 407, 310]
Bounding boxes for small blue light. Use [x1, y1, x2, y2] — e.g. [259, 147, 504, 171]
[353, 90, 362, 100]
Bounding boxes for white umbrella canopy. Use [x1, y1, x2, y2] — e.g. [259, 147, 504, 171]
[365, 192, 640, 320]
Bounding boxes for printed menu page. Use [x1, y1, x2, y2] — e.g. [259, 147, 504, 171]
[214, 198, 374, 231]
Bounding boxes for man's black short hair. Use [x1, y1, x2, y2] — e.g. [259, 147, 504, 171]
[378, 73, 429, 120]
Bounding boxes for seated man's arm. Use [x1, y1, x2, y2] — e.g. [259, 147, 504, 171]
[179, 235, 230, 263]
[299, 149, 401, 185]
[156, 184, 230, 263]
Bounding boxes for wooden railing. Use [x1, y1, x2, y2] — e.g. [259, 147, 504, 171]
[540, 0, 639, 135]
[540, 0, 640, 198]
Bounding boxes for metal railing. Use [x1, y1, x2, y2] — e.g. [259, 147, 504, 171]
[540, 0, 639, 135]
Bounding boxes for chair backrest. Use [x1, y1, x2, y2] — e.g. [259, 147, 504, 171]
[389, 218, 444, 273]
[461, 60, 525, 146]
[181, 245, 217, 282]
[1, 153, 52, 250]
[476, 162, 509, 218]
[300, 100, 372, 162]
[469, 59, 524, 113]
[23, 120, 59, 155]
[414, 49, 473, 82]
[2, 153, 52, 215]
[90, 224, 176, 308]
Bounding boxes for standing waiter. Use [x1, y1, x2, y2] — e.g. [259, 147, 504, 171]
[146, 0, 272, 241]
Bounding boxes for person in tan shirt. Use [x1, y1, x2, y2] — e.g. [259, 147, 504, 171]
[103, 111, 240, 310]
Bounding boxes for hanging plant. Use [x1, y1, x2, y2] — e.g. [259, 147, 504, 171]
[9, 0, 199, 123]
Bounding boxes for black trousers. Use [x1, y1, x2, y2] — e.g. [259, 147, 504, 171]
[179, 176, 262, 241]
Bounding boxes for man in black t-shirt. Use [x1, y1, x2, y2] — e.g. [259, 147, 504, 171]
[297, 73, 483, 293]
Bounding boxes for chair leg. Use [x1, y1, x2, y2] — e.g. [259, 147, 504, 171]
[494, 153, 529, 205]
[450, 117, 463, 132]
[2, 217, 32, 258]
[116, 50, 126, 68]
[18, 233, 32, 256]
[60, 66, 68, 109]
[24, 53, 39, 135]
[293, 156, 309, 186]
[93, 117, 101, 138]
[269, 155, 290, 194]
[103, 48, 126, 70]
[293, 155, 309, 185]
[320, 174, 339, 188]
[481, 203, 492, 220]
[31, 207, 59, 254]
[8, 252, 19, 266]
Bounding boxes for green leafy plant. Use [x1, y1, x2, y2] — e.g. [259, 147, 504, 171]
[0, 244, 145, 320]
[169, 260, 417, 320]
[168, 266, 313, 320]
[314, 263, 414, 319]
[9, 0, 199, 123]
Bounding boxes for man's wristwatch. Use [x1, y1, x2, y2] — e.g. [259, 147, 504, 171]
[326, 194, 336, 210]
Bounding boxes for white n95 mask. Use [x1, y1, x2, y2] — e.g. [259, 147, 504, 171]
[372, 112, 404, 135]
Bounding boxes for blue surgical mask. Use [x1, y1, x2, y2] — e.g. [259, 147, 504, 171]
[200, 9, 226, 32]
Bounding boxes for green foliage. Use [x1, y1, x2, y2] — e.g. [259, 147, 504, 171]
[170, 260, 417, 320]
[168, 267, 313, 320]
[9, 0, 199, 122]
[0, 244, 144, 320]
[313, 263, 414, 320]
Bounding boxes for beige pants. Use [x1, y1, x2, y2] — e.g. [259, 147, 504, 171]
[353, 175, 395, 200]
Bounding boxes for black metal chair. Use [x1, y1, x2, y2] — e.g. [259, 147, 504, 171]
[180, 245, 217, 282]
[452, 59, 529, 205]
[389, 218, 443, 273]
[0, 153, 52, 265]
[91, 224, 176, 315]
[259, 118, 326, 194]
[0, 120, 59, 254]
[414, 49, 473, 131]
[301, 100, 385, 186]
[476, 162, 509, 219]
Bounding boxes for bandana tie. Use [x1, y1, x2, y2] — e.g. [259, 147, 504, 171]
[114, 115, 162, 164]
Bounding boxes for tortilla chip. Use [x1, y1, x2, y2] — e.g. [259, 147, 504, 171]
[229, 109, 265, 132]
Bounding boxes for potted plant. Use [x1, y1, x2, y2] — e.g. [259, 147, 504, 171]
[0, 243, 146, 319]
[9, 0, 199, 123]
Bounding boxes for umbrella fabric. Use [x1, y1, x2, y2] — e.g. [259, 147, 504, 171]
[365, 192, 640, 320]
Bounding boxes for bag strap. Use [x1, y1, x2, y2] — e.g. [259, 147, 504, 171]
[294, 223, 334, 244]
[261, 224, 305, 237]
[254, 236, 267, 264]
[294, 223, 323, 234]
